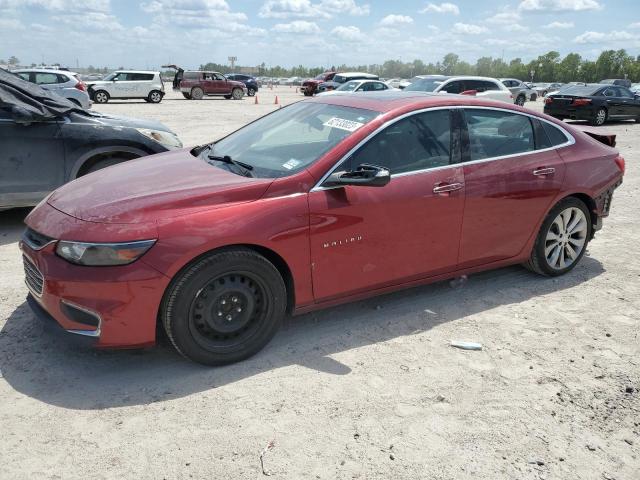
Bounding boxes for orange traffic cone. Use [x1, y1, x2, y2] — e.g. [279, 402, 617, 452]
[274, 96, 279, 105]
[254, 95, 259, 104]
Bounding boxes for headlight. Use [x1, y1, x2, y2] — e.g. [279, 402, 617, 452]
[56, 240, 156, 266]
[135, 128, 183, 149]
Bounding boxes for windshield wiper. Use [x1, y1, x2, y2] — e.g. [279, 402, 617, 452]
[207, 154, 254, 177]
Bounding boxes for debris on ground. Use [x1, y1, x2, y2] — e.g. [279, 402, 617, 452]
[450, 341, 483, 351]
[259, 440, 276, 476]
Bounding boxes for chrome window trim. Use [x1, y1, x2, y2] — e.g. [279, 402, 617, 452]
[310, 105, 575, 192]
[61, 300, 102, 338]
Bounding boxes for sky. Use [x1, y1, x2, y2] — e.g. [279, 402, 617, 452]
[0, 0, 639, 70]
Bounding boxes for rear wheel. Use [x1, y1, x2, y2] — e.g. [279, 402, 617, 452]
[247, 87, 256, 96]
[231, 87, 244, 100]
[148, 90, 163, 103]
[590, 107, 607, 126]
[525, 197, 591, 276]
[161, 249, 287, 365]
[182, 92, 192, 99]
[93, 90, 109, 104]
[191, 87, 204, 100]
[515, 95, 526, 106]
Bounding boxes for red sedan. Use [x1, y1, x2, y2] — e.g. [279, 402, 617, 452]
[20, 92, 624, 365]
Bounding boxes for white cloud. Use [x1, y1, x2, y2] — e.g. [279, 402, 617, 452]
[330, 25, 365, 41]
[419, 2, 459, 14]
[503, 23, 528, 32]
[487, 11, 521, 24]
[52, 11, 123, 31]
[0, 0, 110, 11]
[272, 20, 320, 33]
[0, 17, 23, 29]
[519, 0, 601, 12]
[379, 14, 413, 27]
[629, 22, 640, 29]
[574, 30, 636, 44]
[452, 22, 488, 34]
[544, 21, 574, 29]
[258, 0, 368, 19]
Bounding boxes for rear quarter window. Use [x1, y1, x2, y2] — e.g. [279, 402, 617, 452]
[542, 121, 570, 147]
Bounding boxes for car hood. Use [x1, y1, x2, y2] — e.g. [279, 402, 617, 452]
[81, 111, 172, 132]
[47, 148, 274, 224]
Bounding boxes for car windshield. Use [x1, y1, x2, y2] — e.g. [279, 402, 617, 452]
[103, 72, 118, 81]
[554, 85, 602, 96]
[333, 75, 348, 83]
[315, 74, 326, 80]
[200, 102, 379, 178]
[336, 81, 360, 91]
[403, 78, 444, 92]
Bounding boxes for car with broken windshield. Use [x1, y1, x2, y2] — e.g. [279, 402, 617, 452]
[21, 91, 624, 366]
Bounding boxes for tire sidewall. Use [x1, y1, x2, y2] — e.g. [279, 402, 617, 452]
[232, 88, 244, 100]
[94, 90, 109, 103]
[148, 90, 162, 103]
[593, 108, 607, 126]
[163, 251, 286, 365]
[533, 197, 592, 276]
[191, 87, 204, 100]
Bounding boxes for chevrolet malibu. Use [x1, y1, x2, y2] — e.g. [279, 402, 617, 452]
[20, 92, 624, 365]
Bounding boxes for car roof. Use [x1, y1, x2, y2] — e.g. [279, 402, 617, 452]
[336, 72, 378, 77]
[114, 70, 158, 74]
[13, 68, 78, 76]
[310, 90, 520, 114]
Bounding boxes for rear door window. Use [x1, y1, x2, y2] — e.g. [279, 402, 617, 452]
[463, 109, 535, 161]
[34, 72, 61, 84]
[440, 80, 464, 94]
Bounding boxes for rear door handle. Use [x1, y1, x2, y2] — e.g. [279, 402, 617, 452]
[533, 167, 555, 176]
[433, 182, 464, 193]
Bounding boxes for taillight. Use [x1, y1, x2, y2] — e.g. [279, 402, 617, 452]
[572, 98, 591, 106]
[544, 97, 554, 104]
[75, 82, 86, 92]
[615, 154, 625, 174]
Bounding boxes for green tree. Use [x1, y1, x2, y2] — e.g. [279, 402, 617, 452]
[8, 55, 19, 66]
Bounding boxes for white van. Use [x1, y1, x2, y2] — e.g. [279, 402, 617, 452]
[87, 70, 165, 104]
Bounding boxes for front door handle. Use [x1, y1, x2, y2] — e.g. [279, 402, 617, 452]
[533, 167, 555, 176]
[433, 182, 464, 194]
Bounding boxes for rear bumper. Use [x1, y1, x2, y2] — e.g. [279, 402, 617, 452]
[544, 105, 595, 120]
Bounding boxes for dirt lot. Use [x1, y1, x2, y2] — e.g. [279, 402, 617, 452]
[0, 88, 638, 479]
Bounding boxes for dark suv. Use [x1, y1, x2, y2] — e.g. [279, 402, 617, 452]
[225, 74, 258, 96]
[179, 71, 247, 100]
[0, 68, 181, 209]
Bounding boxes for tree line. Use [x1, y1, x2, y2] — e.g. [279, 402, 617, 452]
[201, 49, 640, 83]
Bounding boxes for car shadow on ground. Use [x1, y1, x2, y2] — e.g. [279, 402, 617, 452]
[0, 208, 30, 247]
[0, 256, 604, 410]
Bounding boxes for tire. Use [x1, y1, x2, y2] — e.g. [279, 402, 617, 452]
[82, 156, 130, 176]
[182, 92, 192, 99]
[247, 87, 256, 96]
[224, 95, 232, 99]
[515, 95, 526, 106]
[93, 90, 109, 104]
[590, 107, 607, 126]
[303, 92, 313, 97]
[148, 90, 163, 103]
[191, 87, 204, 100]
[231, 87, 244, 100]
[542, 90, 548, 97]
[525, 197, 592, 277]
[161, 249, 287, 365]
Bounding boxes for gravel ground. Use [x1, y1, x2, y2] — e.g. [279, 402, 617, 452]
[0, 88, 638, 480]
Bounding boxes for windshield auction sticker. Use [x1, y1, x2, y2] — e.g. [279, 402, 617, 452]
[323, 117, 364, 132]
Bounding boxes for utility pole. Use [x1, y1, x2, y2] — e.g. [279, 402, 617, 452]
[228, 56, 237, 72]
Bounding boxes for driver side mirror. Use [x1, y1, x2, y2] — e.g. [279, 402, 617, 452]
[112, 78, 118, 82]
[324, 163, 391, 188]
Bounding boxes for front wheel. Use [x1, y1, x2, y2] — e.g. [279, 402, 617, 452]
[247, 87, 256, 96]
[525, 197, 591, 276]
[515, 95, 526, 106]
[231, 87, 244, 100]
[161, 249, 287, 365]
[93, 90, 109, 103]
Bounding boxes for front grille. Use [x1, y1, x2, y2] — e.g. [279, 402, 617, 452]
[23, 255, 44, 296]
[22, 228, 54, 250]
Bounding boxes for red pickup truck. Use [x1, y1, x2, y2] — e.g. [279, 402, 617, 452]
[179, 71, 247, 100]
[301, 71, 336, 96]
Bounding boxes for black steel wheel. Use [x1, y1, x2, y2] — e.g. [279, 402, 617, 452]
[162, 249, 287, 365]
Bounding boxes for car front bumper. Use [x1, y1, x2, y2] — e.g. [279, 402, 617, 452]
[20, 240, 170, 348]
